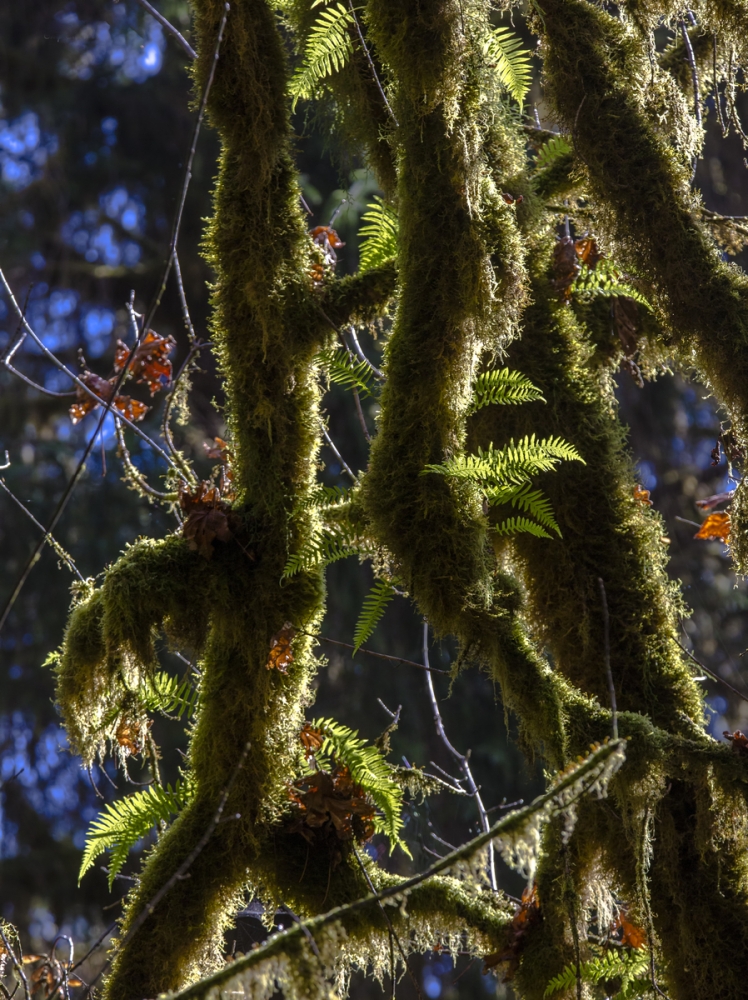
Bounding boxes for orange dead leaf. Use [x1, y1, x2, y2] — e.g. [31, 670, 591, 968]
[288, 763, 376, 845]
[694, 512, 731, 543]
[69, 371, 150, 425]
[114, 330, 176, 396]
[179, 481, 233, 559]
[115, 717, 151, 756]
[310, 225, 345, 251]
[267, 622, 296, 673]
[618, 913, 646, 949]
[483, 884, 541, 981]
[633, 484, 652, 506]
[724, 730, 748, 754]
[575, 236, 602, 270]
[552, 236, 579, 298]
[300, 722, 324, 758]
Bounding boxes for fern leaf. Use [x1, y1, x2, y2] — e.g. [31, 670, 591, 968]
[535, 134, 572, 171]
[493, 516, 553, 540]
[282, 522, 361, 579]
[141, 671, 198, 720]
[289, 3, 354, 109]
[481, 26, 533, 104]
[353, 579, 396, 652]
[317, 346, 374, 397]
[79, 780, 193, 888]
[425, 435, 583, 486]
[486, 483, 560, 535]
[358, 197, 399, 273]
[572, 258, 651, 308]
[544, 950, 650, 997]
[468, 368, 545, 414]
[311, 717, 410, 856]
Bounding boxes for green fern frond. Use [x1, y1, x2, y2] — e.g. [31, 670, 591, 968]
[282, 522, 362, 579]
[468, 368, 545, 414]
[301, 484, 352, 509]
[480, 26, 533, 104]
[424, 435, 583, 487]
[486, 482, 560, 535]
[572, 258, 651, 308]
[353, 579, 396, 652]
[310, 717, 410, 856]
[140, 671, 198, 720]
[493, 516, 552, 539]
[289, 3, 354, 109]
[358, 197, 398, 273]
[79, 780, 193, 888]
[317, 346, 375, 397]
[535, 134, 572, 171]
[544, 949, 650, 997]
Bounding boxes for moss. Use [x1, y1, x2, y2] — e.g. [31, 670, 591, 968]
[469, 262, 703, 732]
[321, 260, 399, 326]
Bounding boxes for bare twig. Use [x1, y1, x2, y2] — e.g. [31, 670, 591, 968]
[132, 0, 197, 60]
[321, 425, 358, 483]
[173, 253, 197, 344]
[422, 621, 496, 891]
[679, 20, 702, 127]
[346, 326, 385, 380]
[597, 578, 618, 740]
[0, 930, 30, 1000]
[713, 34, 728, 136]
[674, 636, 748, 704]
[169, 740, 625, 1000]
[352, 387, 371, 442]
[313, 634, 450, 674]
[115, 419, 177, 501]
[347, 0, 398, 127]
[0, 477, 84, 581]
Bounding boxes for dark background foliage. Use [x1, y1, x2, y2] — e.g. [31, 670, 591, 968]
[1, 2, 746, 996]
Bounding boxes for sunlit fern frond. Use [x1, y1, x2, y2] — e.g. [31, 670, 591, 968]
[424, 436, 583, 487]
[317, 346, 375, 397]
[310, 717, 409, 855]
[358, 197, 398, 273]
[485, 482, 560, 535]
[535, 134, 572, 171]
[544, 949, 650, 998]
[469, 368, 545, 414]
[79, 780, 193, 888]
[572, 258, 652, 308]
[282, 521, 364, 579]
[480, 26, 533, 105]
[289, 2, 355, 110]
[353, 578, 396, 652]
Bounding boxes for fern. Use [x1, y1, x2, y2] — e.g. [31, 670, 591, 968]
[80, 780, 193, 888]
[317, 346, 375, 397]
[282, 522, 361, 578]
[544, 949, 650, 998]
[300, 484, 352, 509]
[140, 671, 198, 720]
[289, 3, 354, 109]
[572, 258, 651, 308]
[353, 579, 396, 652]
[310, 717, 410, 855]
[358, 197, 398, 273]
[425, 436, 583, 486]
[535, 134, 572, 171]
[468, 368, 545, 414]
[480, 26, 533, 105]
[486, 482, 560, 535]
[493, 515, 553, 539]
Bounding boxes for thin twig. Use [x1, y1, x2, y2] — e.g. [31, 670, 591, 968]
[169, 740, 626, 1000]
[173, 252, 198, 345]
[713, 34, 728, 136]
[352, 845, 424, 1000]
[674, 636, 748, 704]
[346, 325, 385, 379]
[313, 634, 450, 674]
[352, 387, 371, 442]
[597, 579, 618, 740]
[160, 339, 209, 484]
[0, 477, 84, 581]
[91, 741, 250, 990]
[423, 621, 496, 891]
[321, 425, 358, 483]
[0, 930, 30, 1000]
[679, 20, 702, 127]
[115, 419, 177, 501]
[347, 0, 398, 127]
[132, 0, 197, 60]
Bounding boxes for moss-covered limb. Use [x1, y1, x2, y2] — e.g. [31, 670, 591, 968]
[99, 1, 332, 997]
[468, 269, 703, 733]
[319, 260, 398, 327]
[538, 0, 748, 452]
[56, 536, 213, 764]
